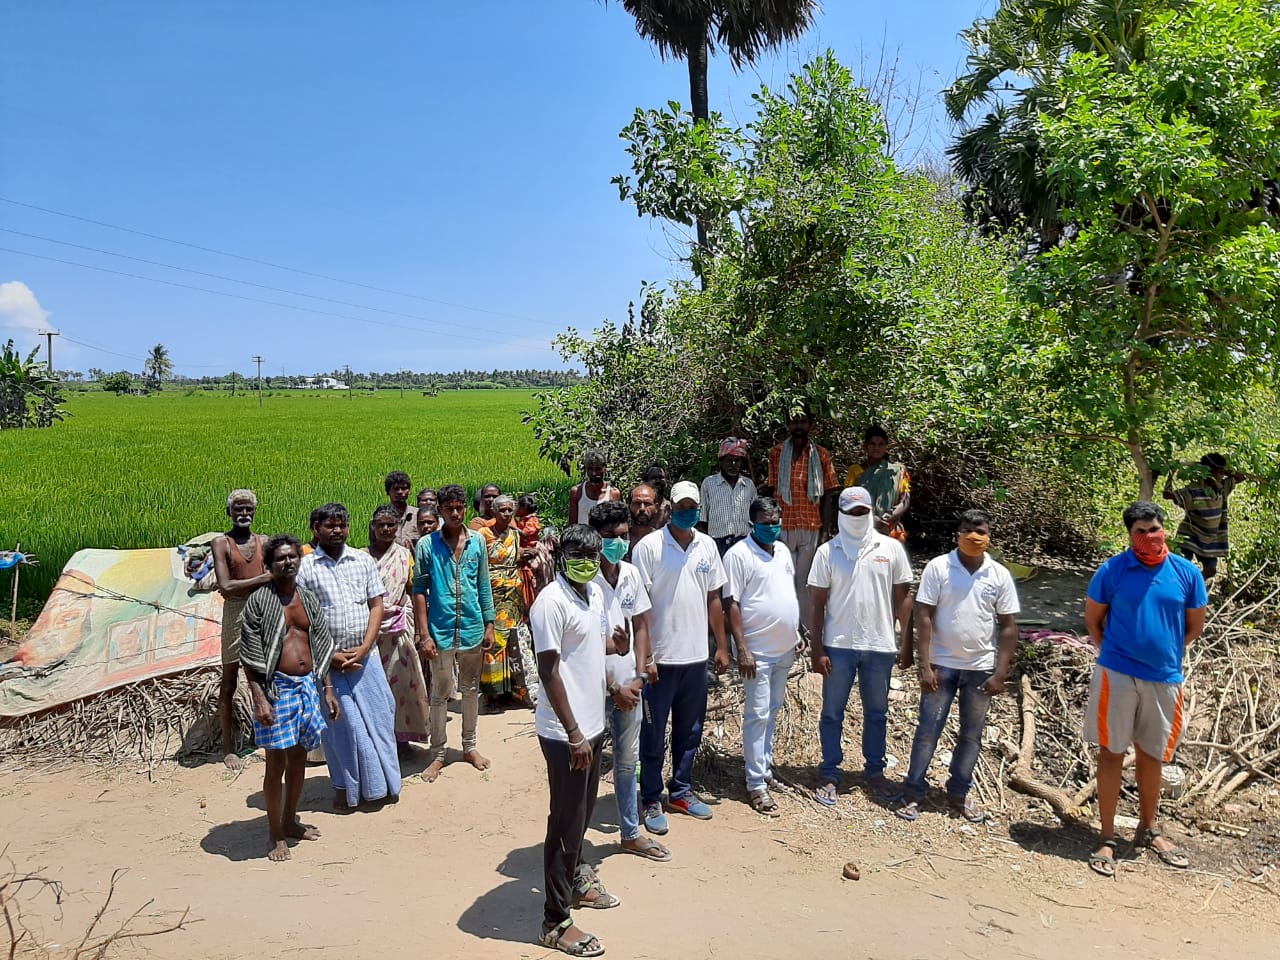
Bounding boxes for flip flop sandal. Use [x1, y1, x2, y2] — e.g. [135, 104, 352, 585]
[1137, 827, 1189, 869]
[1088, 839, 1117, 878]
[948, 797, 986, 823]
[624, 837, 672, 862]
[894, 799, 920, 822]
[540, 919, 605, 957]
[814, 783, 838, 807]
[749, 788, 781, 817]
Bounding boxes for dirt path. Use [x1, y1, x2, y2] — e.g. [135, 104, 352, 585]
[0, 707, 1274, 959]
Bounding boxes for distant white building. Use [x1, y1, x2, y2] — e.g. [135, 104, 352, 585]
[300, 377, 348, 390]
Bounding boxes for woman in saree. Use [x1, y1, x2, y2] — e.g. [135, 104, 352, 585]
[478, 494, 532, 708]
[366, 504, 431, 756]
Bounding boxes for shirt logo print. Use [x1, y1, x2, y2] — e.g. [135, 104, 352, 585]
[696, 560, 711, 574]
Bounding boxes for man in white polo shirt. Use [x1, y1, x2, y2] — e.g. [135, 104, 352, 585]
[809, 487, 914, 807]
[631, 479, 729, 833]
[896, 509, 1019, 824]
[724, 496, 800, 817]
[530, 524, 620, 956]
[587, 499, 672, 863]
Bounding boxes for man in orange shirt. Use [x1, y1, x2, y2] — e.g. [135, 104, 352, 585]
[767, 410, 839, 629]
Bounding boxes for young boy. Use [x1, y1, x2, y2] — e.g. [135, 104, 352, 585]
[240, 534, 340, 862]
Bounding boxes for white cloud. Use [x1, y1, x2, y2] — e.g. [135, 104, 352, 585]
[0, 281, 52, 340]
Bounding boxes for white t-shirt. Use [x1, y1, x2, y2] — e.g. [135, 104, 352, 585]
[630, 526, 727, 666]
[594, 561, 652, 688]
[808, 533, 913, 653]
[724, 537, 800, 658]
[530, 575, 608, 742]
[916, 551, 1020, 671]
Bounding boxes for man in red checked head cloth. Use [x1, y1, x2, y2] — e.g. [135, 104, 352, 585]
[698, 437, 757, 557]
[1083, 500, 1206, 877]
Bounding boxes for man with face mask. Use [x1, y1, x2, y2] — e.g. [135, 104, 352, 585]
[895, 510, 1019, 824]
[631, 480, 729, 831]
[808, 488, 914, 807]
[698, 437, 757, 556]
[724, 496, 800, 816]
[1082, 501, 1206, 877]
[767, 410, 839, 630]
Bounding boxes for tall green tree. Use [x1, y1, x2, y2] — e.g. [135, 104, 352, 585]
[1013, 0, 1280, 498]
[144, 343, 172, 390]
[609, 0, 817, 265]
[946, 0, 1172, 249]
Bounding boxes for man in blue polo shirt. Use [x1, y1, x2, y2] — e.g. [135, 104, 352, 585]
[1084, 501, 1206, 877]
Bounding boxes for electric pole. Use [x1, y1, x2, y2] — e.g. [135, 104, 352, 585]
[37, 330, 59, 376]
[252, 355, 264, 407]
[345, 364, 352, 400]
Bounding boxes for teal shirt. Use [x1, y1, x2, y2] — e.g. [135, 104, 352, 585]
[413, 528, 495, 649]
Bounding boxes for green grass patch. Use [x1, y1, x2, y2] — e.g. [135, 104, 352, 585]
[0, 389, 569, 603]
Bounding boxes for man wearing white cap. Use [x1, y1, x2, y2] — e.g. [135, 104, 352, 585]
[809, 487, 914, 807]
[698, 437, 757, 556]
[631, 479, 729, 831]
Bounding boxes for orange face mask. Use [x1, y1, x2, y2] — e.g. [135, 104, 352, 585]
[1132, 529, 1169, 567]
[957, 532, 990, 558]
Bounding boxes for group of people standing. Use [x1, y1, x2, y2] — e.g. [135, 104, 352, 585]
[206, 418, 1231, 955]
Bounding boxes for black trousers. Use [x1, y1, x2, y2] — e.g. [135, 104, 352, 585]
[540, 733, 604, 928]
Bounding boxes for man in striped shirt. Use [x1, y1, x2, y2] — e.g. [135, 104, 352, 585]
[1163, 453, 1249, 580]
[698, 437, 757, 556]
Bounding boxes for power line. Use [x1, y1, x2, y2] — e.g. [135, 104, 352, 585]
[0, 246, 562, 353]
[0, 226, 554, 346]
[0, 196, 555, 327]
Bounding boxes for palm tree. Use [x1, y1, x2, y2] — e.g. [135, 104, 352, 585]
[611, 1, 818, 257]
[144, 343, 173, 391]
[945, 0, 1168, 249]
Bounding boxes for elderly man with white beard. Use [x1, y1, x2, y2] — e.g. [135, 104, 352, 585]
[808, 487, 914, 808]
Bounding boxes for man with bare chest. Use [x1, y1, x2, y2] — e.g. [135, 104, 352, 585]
[240, 534, 339, 862]
[212, 489, 272, 770]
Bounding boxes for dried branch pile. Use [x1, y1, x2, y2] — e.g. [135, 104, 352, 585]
[0, 668, 252, 765]
[699, 569, 1280, 826]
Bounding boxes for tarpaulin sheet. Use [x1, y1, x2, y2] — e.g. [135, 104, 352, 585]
[0, 548, 224, 718]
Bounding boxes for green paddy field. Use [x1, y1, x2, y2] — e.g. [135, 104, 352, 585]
[0, 390, 567, 603]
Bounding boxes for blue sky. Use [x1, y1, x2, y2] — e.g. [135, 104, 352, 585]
[1, 1, 991, 377]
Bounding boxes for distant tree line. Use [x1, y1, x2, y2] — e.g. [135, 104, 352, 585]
[66, 367, 583, 392]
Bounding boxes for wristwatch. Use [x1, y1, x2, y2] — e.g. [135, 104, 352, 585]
[607, 681, 620, 696]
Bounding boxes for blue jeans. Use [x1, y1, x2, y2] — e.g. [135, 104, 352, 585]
[902, 666, 993, 802]
[742, 651, 794, 791]
[606, 695, 642, 840]
[640, 661, 707, 805]
[818, 648, 896, 785]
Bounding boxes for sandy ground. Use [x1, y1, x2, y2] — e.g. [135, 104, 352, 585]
[1, 703, 1277, 960]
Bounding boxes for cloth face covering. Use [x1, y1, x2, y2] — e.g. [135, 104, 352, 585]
[837, 511, 872, 557]
[670, 508, 700, 530]
[957, 532, 990, 558]
[600, 537, 629, 564]
[752, 522, 782, 545]
[1132, 529, 1170, 567]
[565, 557, 600, 583]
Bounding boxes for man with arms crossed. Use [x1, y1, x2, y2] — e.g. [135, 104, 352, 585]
[212, 488, 271, 770]
[1084, 500, 1205, 876]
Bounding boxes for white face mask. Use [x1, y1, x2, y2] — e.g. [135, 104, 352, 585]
[838, 511, 872, 544]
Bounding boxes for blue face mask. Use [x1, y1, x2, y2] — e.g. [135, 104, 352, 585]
[670, 508, 700, 530]
[601, 537, 629, 564]
[753, 522, 782, 545]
